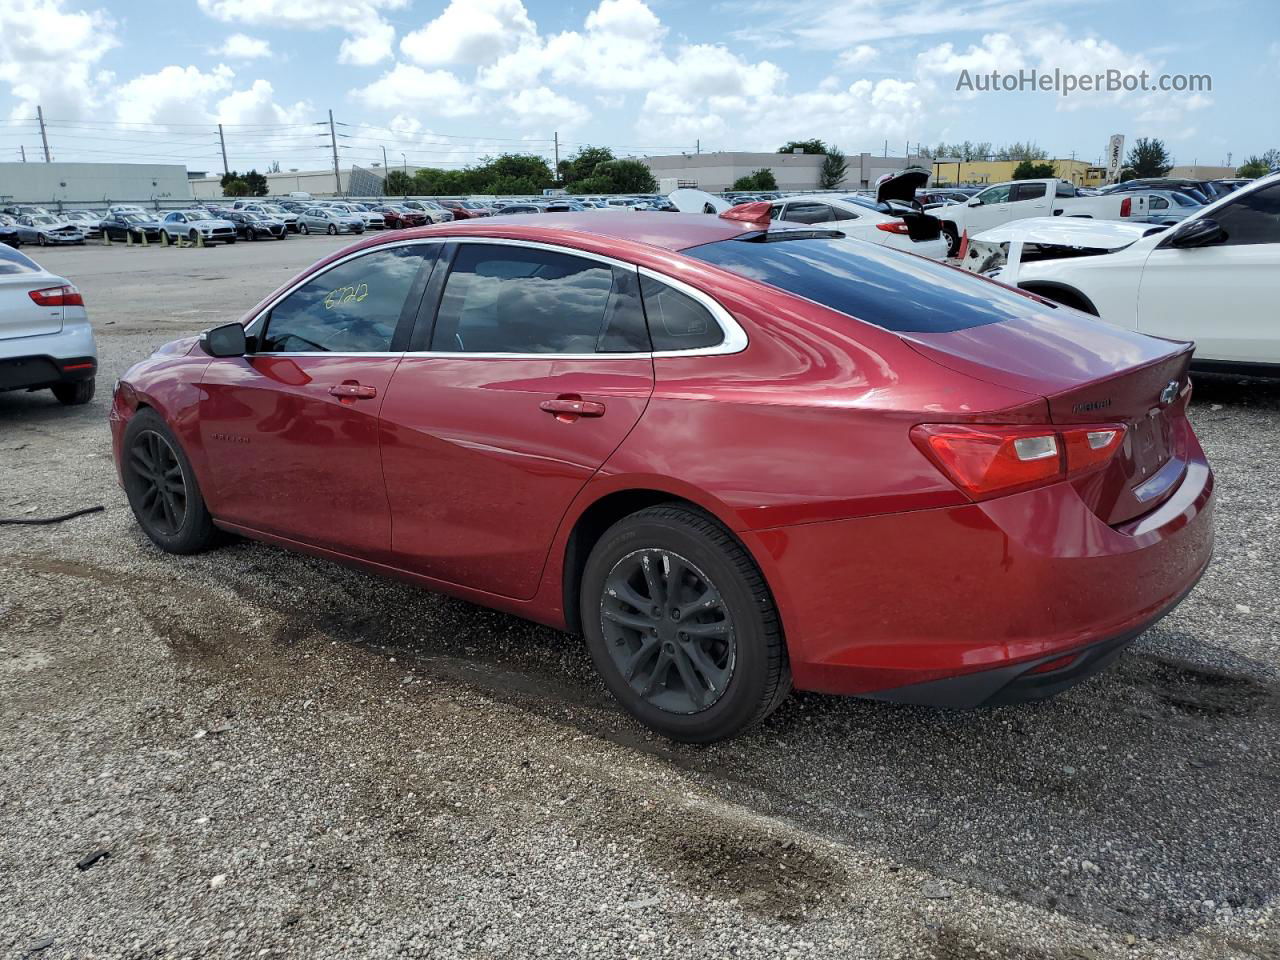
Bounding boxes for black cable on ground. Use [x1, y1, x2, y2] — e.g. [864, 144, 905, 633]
[0, 506, 105, 526]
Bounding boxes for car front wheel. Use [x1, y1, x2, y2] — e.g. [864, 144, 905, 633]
[122, 409, 218, 554]
[580, 505, 791, 743]
[327, 224, 337, 235]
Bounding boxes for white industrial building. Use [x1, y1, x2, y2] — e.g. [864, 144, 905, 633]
[0, 162, 192, 205]
[189, 165, 406, 199]
[641, 151, 930, 192]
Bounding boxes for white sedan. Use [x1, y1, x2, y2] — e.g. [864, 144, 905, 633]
[0, 244, 97, 405]
[969, 172, 1280, 373]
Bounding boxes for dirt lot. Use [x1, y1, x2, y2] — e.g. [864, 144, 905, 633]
[2, 239, 1278, 960]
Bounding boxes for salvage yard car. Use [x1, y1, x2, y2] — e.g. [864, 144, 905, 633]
[298, 207, 365, 236]
[161, 210, 237, 246]
[966, 172, 1280, 375]
[110, 211, 1214, 742]
[224, 211, 289, 241]
[100, 212, 164, 243]
[1, 244, 96, 405]
[938, 178, 1148, 255]
[13, 214, 85, 246]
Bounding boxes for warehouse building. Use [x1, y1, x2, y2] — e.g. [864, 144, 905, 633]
[189, 164, 407, 199]
[0, 162, 192, 205]
[641, 151, 929, 192]
[928, 158, 1108, 187]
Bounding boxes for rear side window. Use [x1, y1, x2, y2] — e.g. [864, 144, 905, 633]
[640, 276, 724, 351]
[782, 202, 835, 224]
[1012, 182, 1048, 201]
[430, 245, 645, 354]
[259, 246, 429, 353]
[684, 236, 1045, 333]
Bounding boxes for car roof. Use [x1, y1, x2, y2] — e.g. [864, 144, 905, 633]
[427, 211, 754, 251]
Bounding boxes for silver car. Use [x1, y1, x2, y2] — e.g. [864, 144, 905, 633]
[13, 214, 85, 246]
[161, 210, 237, 245]
[298, 207, 366, 236]
[0, 244, 97, 404]
[400, 200, 454, 224]
[327, 202, 385, 230]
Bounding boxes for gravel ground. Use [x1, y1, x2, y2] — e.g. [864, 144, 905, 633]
[2, 240, 1278, 960]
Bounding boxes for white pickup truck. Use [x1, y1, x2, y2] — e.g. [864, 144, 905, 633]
[937, 179, 1147, 255]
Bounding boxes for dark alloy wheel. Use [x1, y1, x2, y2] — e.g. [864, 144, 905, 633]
[122, 410, 218, 554]
[581, 505, 791, 742]
[601, 548, 735, 714]
[327, 224, 337, 236]
[130, 430, 187, 536]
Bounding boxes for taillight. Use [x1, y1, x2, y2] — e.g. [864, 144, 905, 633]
[29, 284, 84, 307]
[1120, 196, 1132, 217]
[876, 220, 912, 235]
[910, 423, 1126, 500]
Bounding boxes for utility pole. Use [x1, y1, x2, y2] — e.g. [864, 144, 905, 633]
[696, 139, 700, 155]
[218, 124, 229, 176]
[20, 145, 26, 163]
[328, 109, 342, 196]
[553, 131, 560, 176]
[37, 105, 51, 163]
[883, 139, 888, 158]
[381, 145, 389, 171]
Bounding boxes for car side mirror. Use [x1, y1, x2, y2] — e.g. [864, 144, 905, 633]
[968, 197, 982, 206]
[200, 322, 247, 358]
[1167, 217, 1226, 249]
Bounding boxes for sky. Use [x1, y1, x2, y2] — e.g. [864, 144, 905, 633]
[0, 0, 1276, 176]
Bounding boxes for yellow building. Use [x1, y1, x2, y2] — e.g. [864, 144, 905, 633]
[930, 159, 1107, 188]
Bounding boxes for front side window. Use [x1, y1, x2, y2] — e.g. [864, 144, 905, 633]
[258, 246, 430, 353]
[1212, 184, 1280, 246]
[430, 244, 644, 354]
[976, 184, 1011, 204]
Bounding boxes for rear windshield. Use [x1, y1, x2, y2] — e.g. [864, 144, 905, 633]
[683, 236, 1040, 333]
[0, 245, 41, 275]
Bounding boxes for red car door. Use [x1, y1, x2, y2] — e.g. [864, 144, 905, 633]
[197, 242, 437, 560]
[379, 241, 654, 599]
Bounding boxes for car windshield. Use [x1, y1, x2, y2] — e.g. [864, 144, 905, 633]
[123, 214, 148, 223]
[186, 212, 214, 221]
[684, 235, 1046, 333]
[32, 215, 58, 224]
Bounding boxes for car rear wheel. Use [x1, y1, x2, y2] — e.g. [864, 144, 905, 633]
[51, 378, 94, 406]
[38, 234, 47, 246]
[299, 223, 309, 235]
[122, 409, 218, 555]
[580, 505, 790, 742]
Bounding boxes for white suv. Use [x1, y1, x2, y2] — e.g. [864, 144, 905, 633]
[0, 245, 97, 405]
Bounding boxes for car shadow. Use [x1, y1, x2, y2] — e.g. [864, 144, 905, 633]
[1189, 371, 1280, 411]
[188, 542, 1280, 939]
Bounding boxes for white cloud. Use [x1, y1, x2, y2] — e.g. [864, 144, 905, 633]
[0, 0, 118, 119]
[339, 20, 396, 66]
[113, 64, 236, 126]
[502, 86, 589, 128]
[217, 79, 310, 125]
[400, 0, 536, 67]
[354, 63, 482, 117]
[838, 44, 878, 68]
[214, 33, 271, 59]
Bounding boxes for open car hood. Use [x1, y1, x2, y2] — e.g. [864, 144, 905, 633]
[876, 166, 931, 204]
[669, 189, 731, 215]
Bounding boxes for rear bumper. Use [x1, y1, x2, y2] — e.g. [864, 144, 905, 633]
[0, 354, 96, 392]
[750, 436, 1214, 702]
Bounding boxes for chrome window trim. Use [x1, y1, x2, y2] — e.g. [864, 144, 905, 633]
[242, 234, 748, 360]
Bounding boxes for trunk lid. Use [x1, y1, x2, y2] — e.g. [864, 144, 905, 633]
[0, 256, 64, 340]
[875, 166, 931, 205]
[904, 300, 1194, 524]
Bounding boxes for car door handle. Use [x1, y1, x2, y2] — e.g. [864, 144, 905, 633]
[329, 382, 377, 400]
[540, 397, 606, 419]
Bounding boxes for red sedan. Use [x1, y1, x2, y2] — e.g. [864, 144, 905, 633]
[110, 211, 1213, 742]
[374, 204, 428, 229]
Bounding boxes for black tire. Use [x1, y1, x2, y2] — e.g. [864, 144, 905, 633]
[51, 378, 95, 405]
[226, 237, 236, 244]
[189, 230, 199, 244]
[38, 233, 47, 246]
[121, 408, 218, 555]
[580, 505, 790, 743]
[327, 224, 337, 236]
[299, 223, 309, 235]
[942, 222, 960, 258]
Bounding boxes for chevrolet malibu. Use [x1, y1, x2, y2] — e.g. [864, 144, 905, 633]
[110, 210, 1214, 742]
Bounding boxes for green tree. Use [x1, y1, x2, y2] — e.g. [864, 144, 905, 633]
[731, 168, 778, 191]
[405, 153, 555, 196]
[1237, 152, 1278, 179]
[819, 147, 848, 189]
[567, 158, 658, 195]
[242, 169, 269, 197]
[995, 142, 1049, 162]
[561, 145, 615, 185]
[1125, 137, 1173, 178]
[930, 141, 993, 161]
[222, 178, 250, 197]
[1012, 159, 1056, 179]
[777, 139, 826, 155]
[384, 169, 414, 195]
